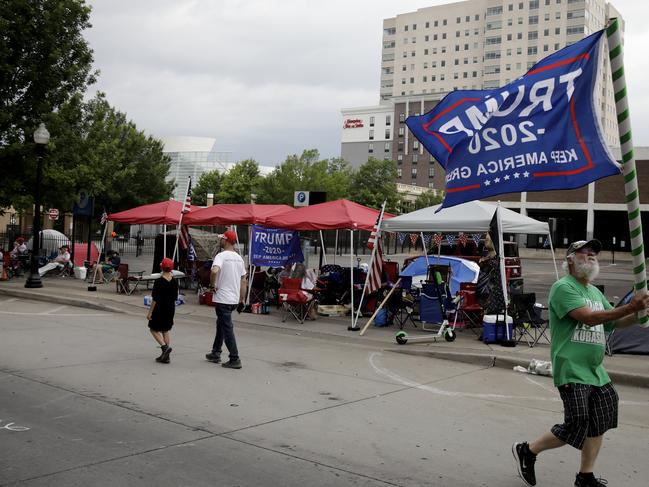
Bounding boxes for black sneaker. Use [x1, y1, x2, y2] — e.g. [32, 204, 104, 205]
[512, 442, 537, 486]
[222, 359, 242, 369]
[575, 473, 608, 487]
[156, 346, 172, 364]
[205, 352, 221, 363]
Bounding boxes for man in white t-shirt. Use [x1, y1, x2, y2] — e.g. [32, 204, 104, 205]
[205, 230, 247, 369]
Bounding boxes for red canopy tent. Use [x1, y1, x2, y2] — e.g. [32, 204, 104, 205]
[183, 204, 294, 226]
[264, 199, 392, 231]
[107, 200, 200, 225]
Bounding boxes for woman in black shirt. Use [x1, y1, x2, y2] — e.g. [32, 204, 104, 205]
[147, 258, 178, 363]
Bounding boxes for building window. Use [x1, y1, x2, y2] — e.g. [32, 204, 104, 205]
[529, 0, 539, 9]
[399, 113, 405, 122]
[385, 129, 391, 139]
[529, 31, 538, 40]
[369, 116, 375, 127]
[368, 143, 374, 153]
[429, 167, 435, 178]
[385, 142, 390, 152]
[434, 20, 438, 27]
[442, 33, 446, 39]
[567, 26, 584, 35]
[411, 168, 418, 178]
[412, 154, 418, 163]
[413, 140, 419, 150]
[528, 46, 538, 55]
[529, 15, 538, 24]
[397, 168, 402, 177]
[369, 129, 374, 140]
[555, 27, 560, 35]
[425, 21, 430, 28]
[386, 114, 391, 126]
[486, 6, 503, 15]
[455, 59, 459, 65]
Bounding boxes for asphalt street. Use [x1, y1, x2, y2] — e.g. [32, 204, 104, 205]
[1, 297, 648, 486]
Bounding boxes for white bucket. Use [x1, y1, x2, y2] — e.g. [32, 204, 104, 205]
[74, 266, 87, 280]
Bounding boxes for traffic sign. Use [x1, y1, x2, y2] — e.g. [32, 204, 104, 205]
[48, 208, 59, 221]
[294, 191, 309, 207]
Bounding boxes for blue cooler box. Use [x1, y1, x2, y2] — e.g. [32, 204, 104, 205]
[482, 314, 514, 343]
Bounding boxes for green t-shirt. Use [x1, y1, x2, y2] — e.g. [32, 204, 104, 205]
[549, 274, 615, 387]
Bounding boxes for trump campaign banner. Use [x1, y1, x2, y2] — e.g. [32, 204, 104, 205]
[250, 225, 304, 267]
[406, 30, 621, 210]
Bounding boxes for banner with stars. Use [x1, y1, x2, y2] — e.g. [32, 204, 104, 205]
[405, 30, 620, 210]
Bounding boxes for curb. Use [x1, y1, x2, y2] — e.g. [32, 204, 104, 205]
[385, 348, 649, 389]
[0, 288, 125, 314]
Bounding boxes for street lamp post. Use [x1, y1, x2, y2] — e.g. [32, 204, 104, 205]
[25, 123, 50, 288]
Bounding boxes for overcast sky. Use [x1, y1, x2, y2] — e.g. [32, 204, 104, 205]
[85, 0, 649, 167]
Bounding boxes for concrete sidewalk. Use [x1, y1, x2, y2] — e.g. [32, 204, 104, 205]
[1, 274, 648, 388]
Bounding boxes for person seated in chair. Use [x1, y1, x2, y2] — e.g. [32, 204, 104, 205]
[290, 263, 318, 319]
[90, 250, 121, 283]
[38, 245, 71, 276]
[10, 237, 28, 259]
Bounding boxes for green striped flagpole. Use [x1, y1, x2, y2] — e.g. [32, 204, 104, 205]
[607, 18, 649, 326]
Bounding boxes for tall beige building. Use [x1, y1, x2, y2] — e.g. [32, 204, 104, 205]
[380, 0, 622, 148]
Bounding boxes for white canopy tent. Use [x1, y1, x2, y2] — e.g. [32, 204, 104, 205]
[382, 200, 550, 235]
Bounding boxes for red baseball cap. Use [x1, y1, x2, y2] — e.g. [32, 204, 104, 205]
[160, 257, 174, 272]
[222, 230, 237, 244]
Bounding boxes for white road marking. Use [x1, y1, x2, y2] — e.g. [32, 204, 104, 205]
[0, 310, 108, 316]
[39, 305, 67, 315]
[369, 353, 649, 407]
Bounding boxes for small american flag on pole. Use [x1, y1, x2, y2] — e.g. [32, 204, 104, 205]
[181, 176, 192, 213]
[179, 224, 191, 250]
[100, 210, 107, 226]
[366, 203, 387, 294]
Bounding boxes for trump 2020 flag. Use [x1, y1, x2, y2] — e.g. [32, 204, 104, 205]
[406, 30, 621, 210]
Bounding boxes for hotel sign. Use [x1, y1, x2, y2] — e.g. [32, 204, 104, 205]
[343, 118, 364, 129]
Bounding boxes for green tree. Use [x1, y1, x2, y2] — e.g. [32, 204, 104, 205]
[192, 170, 224, 206]
[217, 159, 262, 204]
[348, 158, 400, 212]
[257, 150, 351, 205]
[34, 93, 173, 213]
[414, 190, 444, 209]
[0, 0, 97, 209]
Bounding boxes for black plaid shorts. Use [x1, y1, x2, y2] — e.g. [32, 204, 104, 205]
[551, 382, 618, 450]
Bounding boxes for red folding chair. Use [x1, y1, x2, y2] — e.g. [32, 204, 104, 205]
[453, 282, 484, 333]
[278, 277, 316, 324]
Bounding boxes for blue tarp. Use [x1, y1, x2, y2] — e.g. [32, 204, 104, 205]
[400, 256, 480, 296]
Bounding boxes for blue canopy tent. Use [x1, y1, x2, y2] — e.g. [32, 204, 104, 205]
[400, 255, 480, 296]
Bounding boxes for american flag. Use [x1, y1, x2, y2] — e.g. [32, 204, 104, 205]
[181, 177, 192, 214]
[179, 224, 191, 250]
[100, 210, 107, 226]
[366, 204, 386, 294]
[367, 214, 379, 250]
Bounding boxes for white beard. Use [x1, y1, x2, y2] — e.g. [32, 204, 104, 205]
[573, 258, 600, 282]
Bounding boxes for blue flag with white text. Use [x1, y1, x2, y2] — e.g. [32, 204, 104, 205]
[406, 30, 621, 210]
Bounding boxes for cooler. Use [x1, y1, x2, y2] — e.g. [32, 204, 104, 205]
[482, 314, 514, 343]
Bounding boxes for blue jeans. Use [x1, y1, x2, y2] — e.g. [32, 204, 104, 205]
[212, 303, 239, 360]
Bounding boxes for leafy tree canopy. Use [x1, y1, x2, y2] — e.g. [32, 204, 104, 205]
[28, 93, 173, 213]
[217, 159, 262, 204]
[0, 0, 97, 209]
[192, 169, 224, 206]
[257, 150, 351, 205]
[414, 190, 444, 210]
[348, 158, 400, 212]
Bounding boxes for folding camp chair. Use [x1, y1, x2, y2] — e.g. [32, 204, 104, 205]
[452, 282, 484, 334]
[386, 277, 418, 330]
[249, 270, 267, 304]
[115, 263, 144, 295]
[510, 293, 550, 347]
[278, 277, 316, 324]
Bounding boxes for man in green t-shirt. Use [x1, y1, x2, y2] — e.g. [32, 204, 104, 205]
[512, 239, 649, 487]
